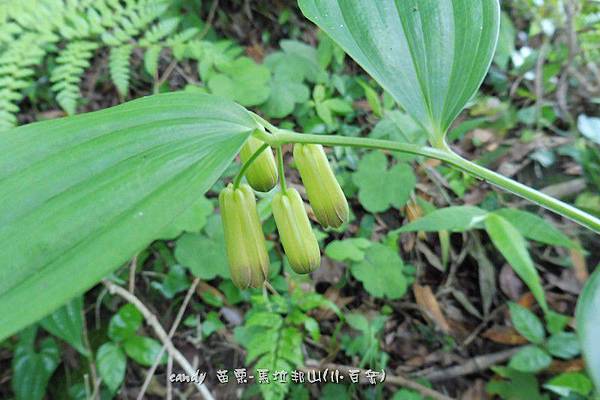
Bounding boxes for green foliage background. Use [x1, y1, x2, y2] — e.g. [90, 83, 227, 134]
[1, 0, 599, 399]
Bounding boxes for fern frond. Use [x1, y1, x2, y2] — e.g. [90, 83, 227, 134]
[109, 44, 133, 96]
[50, 40, 98, 115]
[0, 0, 199, 127]
[143, 45, 162, 76]
[165, 28, 201, 60]
[0, 33, 47, 130]
[139, 17, 179, 46]
[100, 0, 170, 46]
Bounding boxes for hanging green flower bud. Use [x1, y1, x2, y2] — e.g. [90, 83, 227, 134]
[239, 135, 278, 192]
[219, 183, 269, 288]
[293, 143, 349, 228]
[272, 188, 321, 274]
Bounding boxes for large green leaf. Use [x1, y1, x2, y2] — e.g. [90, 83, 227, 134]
[0, 92, 256, 341]
[576, 267, 600, 391]
[485, 214, 548, 313]
[298, 0, 500, 141]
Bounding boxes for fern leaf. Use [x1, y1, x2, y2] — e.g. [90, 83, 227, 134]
[109, 44, 133, 96]
[0, 33, 47, 129]
[139, 17, 179, 46]
[50, 40, 98, 115]
[143, 45, 162, 76]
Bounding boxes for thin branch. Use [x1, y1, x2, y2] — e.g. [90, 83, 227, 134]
[414, 347, 522, 382]
[534, 39, 549, 130]
[155, 60, 178, 92]
[137, 277, 201, 400]
[128, 254, 137, 293]
[166, 354, 173, 400]
[199, 0, 219, 40]
[102, 279, 215, 400]
[303, 362, 454, 400]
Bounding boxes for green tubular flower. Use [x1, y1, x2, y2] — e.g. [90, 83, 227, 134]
[293, 143, 349, 228]
[272, 188, 321, 274]
[219, 183, 269, 288]
[239, 135, 278, 192]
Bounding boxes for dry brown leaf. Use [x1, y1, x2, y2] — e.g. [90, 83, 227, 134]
[482, 327, 529, 345]
[499, 264, 524, 301]
[405, 200, 426, 240]
[245, 44, 265, 62]
[460, 379, 488, 400]
[570, 246, 589, 284]
[413, 284, 451, 333]
[472, 128, 495, 144]
[424, 159, 442, 168]
[547, 358, 585, 373]
[517, 292, 536, 309]
[196, 281, 226, 304]
[312, 287, 353, 320]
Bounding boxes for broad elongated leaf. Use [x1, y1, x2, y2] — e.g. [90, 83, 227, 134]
[397, 205, 487, 233]
[492, 208, 577, 249]
[40, 296, 88, 355]
[0, 92, 256, 341]
[485, 214, 548, 313]
[576, 267, 600, 391]
[298, 0, 500, 140]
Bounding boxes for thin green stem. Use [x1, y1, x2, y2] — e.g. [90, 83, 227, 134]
[276, 145, 287, 194]
[233, 143, 269, 189]
[250, 111, 279, 133]
[442, 149, 600, 233]
[264, 281, 281, 296]
[263, 130, 600, 234]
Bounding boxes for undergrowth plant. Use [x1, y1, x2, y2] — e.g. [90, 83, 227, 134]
[0, 0, 205, 128]
[1, 0, 600, 398]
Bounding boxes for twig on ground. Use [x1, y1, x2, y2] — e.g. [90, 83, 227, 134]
[414, 347, 522, 382]
[128, 254, 137, 293]
[166, 354, 173, 400]
[155, 60, 178, 93]
[199, 0, 219, 40]
[541, 178, 587, 199]
[534, 38, 550, 130]
[102, 279, 215, 400]
[304, 361, 455, 400]
[136, 277, 200, 400]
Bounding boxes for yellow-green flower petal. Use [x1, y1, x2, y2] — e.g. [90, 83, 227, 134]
[293, 143, 349, 228]
[272, 188, 321, 274]
[240, 135, 278, 192]
[219, 183, 269, 288]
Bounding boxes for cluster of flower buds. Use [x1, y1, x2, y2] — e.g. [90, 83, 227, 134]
[220, 138, 349, 288]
